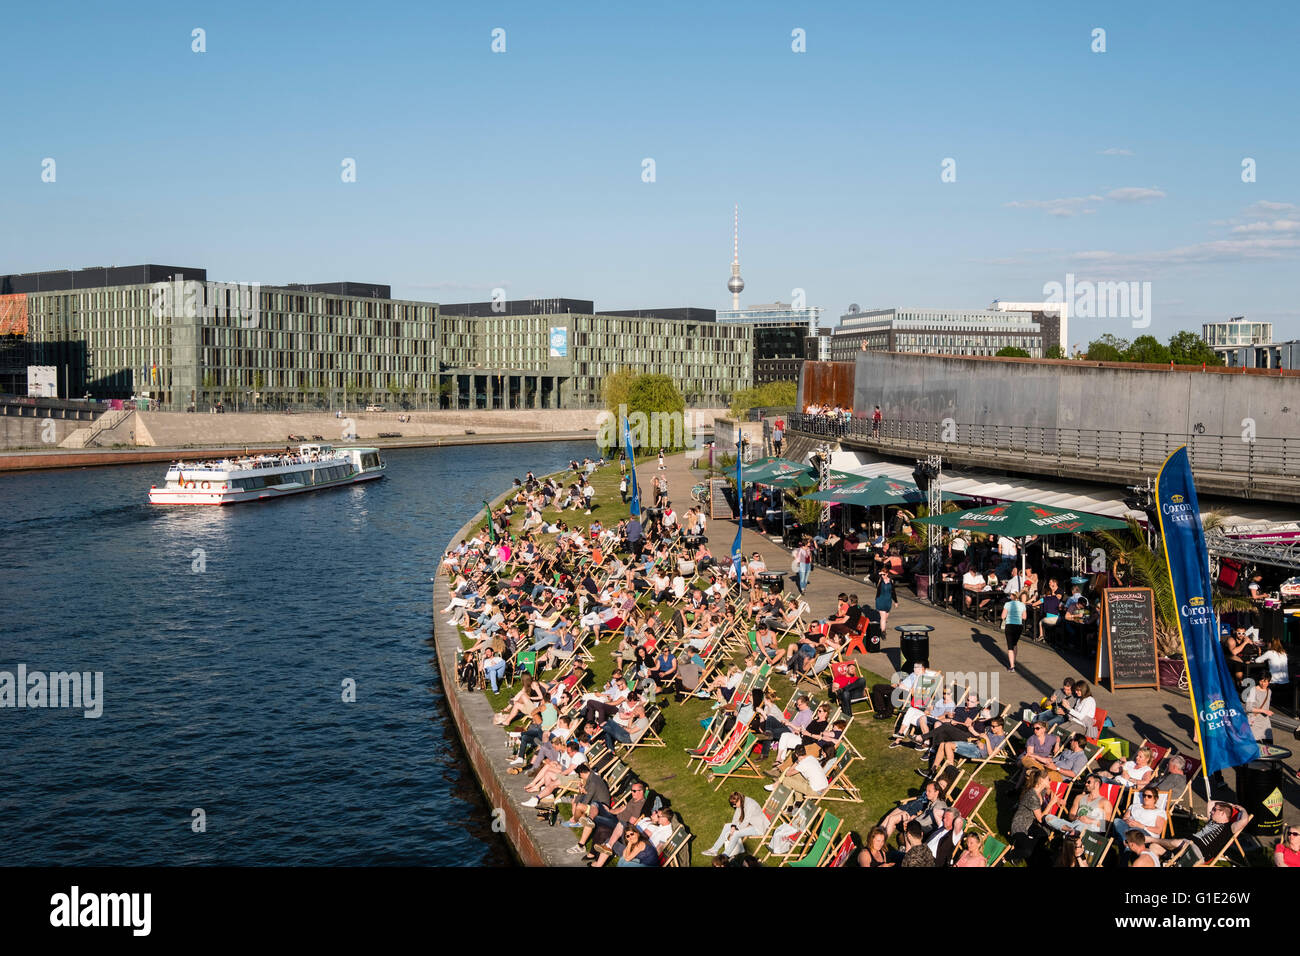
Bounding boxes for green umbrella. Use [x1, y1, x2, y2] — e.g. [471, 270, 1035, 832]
[913, 500, 1129, 536]
[743, 458, 809, 483]
[804, 474, 928, 508]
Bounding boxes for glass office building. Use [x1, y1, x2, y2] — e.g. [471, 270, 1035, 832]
[830, 307, 1042, 360]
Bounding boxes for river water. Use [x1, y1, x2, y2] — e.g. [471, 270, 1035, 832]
[0, 440, 594, 865]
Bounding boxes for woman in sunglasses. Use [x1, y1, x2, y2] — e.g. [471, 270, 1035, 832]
[1276, 826, 1300, 867]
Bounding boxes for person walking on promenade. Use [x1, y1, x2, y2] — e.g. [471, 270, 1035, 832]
[872, 405, 882, 439]
[875, 569, 897, 632]
[793, 536, 813, 596]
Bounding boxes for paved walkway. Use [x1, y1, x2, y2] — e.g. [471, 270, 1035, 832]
[662, 451, 1300, 820]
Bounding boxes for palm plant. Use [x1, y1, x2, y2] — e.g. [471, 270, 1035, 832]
[1091, 512, 1251, 657]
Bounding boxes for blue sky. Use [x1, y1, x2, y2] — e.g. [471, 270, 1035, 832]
[3, 0, 1297, 344]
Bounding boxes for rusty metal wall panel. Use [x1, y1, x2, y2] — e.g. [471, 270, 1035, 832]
[801, 361, 855, 410]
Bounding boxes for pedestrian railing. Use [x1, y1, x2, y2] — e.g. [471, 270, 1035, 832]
[787, 413, 1300, 480]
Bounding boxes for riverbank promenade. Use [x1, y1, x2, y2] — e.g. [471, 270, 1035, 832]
[436, 446, 1299, 867]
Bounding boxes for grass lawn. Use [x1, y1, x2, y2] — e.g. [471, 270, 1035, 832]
[454, 456, 1015, 865]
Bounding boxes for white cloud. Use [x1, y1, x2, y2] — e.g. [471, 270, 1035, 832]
[1105, 187, 1166, 202]
[1072, 237, 1300, 268]
[1245, 200, 1298, 216]
[1005, 195, 1103, 217]
[1099, 147, 1134, 156]
[1230, 220, 1300, 234]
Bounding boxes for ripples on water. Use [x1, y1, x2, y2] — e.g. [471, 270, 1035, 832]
[0, 440, 594, 865]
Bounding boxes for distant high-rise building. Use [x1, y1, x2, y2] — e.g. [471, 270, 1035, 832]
[989, 300, 1066, 355]
[717, 301, 824, 385]
[830, 307, 1042, 361]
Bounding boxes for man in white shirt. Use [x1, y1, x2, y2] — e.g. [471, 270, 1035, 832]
[777, 745, 830, 799]
[962, 569, 986, 612]
[1113, 787, 1167, 845]
[703, 791, 769, 858]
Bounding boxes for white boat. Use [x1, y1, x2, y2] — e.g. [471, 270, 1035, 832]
[148, 444, 386, 505]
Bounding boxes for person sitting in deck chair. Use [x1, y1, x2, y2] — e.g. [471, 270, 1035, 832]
[1150, 801, 1250, 864]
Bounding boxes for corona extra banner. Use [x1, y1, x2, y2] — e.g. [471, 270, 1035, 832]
[1155, 446, 1258, 775]
[0, 293, 27, 335]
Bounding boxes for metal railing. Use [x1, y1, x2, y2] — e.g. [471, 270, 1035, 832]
[788, 413, 1300, 480]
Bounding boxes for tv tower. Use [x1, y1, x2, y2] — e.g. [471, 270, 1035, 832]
[727, 204, 744, 311]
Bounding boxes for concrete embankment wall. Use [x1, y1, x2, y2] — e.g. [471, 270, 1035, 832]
[132, 407, 727, 448]
[430, 493, 579, 867]
[851, 352, 1300, 441]
[0, 414, 85, 448]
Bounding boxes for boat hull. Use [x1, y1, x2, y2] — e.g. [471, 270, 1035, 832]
[148, 470, 383, 505]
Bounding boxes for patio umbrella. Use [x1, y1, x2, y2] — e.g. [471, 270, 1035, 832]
[912, 500, 1129, 537]
[913, 500, 1129, 582]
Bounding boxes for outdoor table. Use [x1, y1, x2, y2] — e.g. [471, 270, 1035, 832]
[757, 571, 785, 594]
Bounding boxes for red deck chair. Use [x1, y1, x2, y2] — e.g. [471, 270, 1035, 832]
[842, 616, 871, 657]
[952, 780, 995, 833]
[1087, 707, 1108, 743]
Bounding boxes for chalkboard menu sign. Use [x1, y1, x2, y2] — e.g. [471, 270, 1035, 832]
[1095, 587, 1160, 690]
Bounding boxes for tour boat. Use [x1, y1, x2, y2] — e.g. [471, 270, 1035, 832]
[148, 444, 386, 505]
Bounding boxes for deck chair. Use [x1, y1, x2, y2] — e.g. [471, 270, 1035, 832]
[706, 732, 765, 790]
[513, 650, 538, 683]
[1078, 827, 1108, 866]
[761, 799, 823, 863]
[690, 721, 748, 774]
[1087, 782, 1125, 863]
[787, 812, 842, 867]
[951, 780, 995, 834]
[825, 833, 857, 867]
[658, 824, 693, 867]
[1087, 707, 1108, 744]
[757, 783, 797, 839]
[842, 615, 872, 657]
[1199, 808, 1253, 867]
[828, 661, 872, 717]
[817, 744, 863, 803]
[949, 720, 1022, 795]
[618, 705, 666, 751]
[981, 833, 1011, 867]
[772, 599, 810, 639]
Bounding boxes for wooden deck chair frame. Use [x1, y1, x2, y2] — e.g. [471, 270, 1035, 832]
[617, 705, 667, 751]
[951, 780, 996, 834]
[828, 662, 873, 721]
[787, 811, 842, 868]
[1198, 810, 1253, 867]
[816, 744, 863, 803]
[691, 721, 748, 774]
[950, 718, 1023, 795]
[824, 833, 857, 867]
[1088, 782, 1125, 864]
[981, 832, 1011, 867]
[771, 599, 810, 639]
[706, 732, 765, 790]
[757, 783, 797, 845]
[658, 823, 693, 867]
[761, 801, 823, 864]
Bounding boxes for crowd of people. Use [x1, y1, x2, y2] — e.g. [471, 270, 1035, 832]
[439, 456, 1295, 868]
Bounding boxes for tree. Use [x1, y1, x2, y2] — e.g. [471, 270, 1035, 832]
[602, 366, 638, 414]
[1125, 335, 1171, 365]
[1168, 330, 1223, 366]
[995, 346, 1030, 358]
[1085, 337, 1126, 362]
[1044, 345, 1065, 359]
[625, 373, 687, 451]
[729, 380, 798, 418]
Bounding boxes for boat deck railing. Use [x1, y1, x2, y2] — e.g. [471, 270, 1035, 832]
[170, 452, 350, 473]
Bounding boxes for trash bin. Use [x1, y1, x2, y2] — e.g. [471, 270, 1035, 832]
[898, 627, 932, 670]
[1234, 758, 1286, 838]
